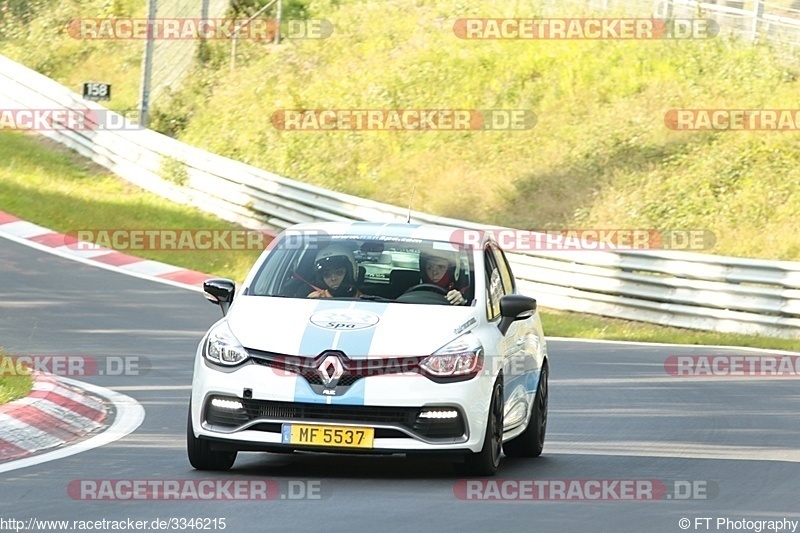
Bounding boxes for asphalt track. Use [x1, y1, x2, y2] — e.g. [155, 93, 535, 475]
[0, 235, 799, 533]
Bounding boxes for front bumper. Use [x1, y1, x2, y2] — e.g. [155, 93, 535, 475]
[190, 349, 494, 454]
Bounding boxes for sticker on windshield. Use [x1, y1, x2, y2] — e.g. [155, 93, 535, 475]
[310, 309, 380, 330]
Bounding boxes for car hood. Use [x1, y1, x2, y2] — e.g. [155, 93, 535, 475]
[226, 296, 479, 358]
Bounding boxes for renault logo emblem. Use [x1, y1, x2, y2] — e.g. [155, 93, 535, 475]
[317, 355, 344, 388]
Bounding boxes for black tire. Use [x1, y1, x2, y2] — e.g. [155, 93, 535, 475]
[187, 405, 237, 471]
[455, 378, 504, 476]
[503, 362, 548, 458]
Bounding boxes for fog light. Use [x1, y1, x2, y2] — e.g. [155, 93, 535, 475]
[211, 398, 244, 410]
[419, 409, 458, 419]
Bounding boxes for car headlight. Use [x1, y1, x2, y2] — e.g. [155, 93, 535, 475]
[420, 333, 484, 380]
[204, 321, 249, 366]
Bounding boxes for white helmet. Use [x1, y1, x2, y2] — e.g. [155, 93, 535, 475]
[314, 244, 357, 280]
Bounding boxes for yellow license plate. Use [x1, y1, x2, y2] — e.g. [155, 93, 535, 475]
[281, 424, 374, 448]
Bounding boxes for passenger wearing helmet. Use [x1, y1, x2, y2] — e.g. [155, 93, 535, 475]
[419, 249, 468, 305]
[308, 244, 362, 298]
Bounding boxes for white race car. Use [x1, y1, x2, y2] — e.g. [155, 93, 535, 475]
[188, 222, 549, 475]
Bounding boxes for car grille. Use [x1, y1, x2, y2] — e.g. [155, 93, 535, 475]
[204, 396, 466, 440]
[244, 400, 418, 425]
[245, 348, 425, 388]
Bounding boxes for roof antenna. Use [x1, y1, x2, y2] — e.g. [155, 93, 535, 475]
[406, 186, 416, 224]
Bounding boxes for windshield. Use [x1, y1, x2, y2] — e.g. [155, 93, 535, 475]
[248, 233, 475, 305]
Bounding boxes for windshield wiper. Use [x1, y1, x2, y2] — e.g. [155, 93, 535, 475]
[358, 295, 394, 302]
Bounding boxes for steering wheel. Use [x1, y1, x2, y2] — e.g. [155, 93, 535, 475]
[403, 283, 448, 296]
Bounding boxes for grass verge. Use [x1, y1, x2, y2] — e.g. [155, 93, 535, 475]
[542, 310, 800, 352]
[1, 130, 798, 355]
[0, 130, 261, 283]
[4, 0, 800, 261]
[0, 353, 34, 405]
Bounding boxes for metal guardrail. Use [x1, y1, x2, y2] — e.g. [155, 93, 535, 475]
[2, 53, 800, 338]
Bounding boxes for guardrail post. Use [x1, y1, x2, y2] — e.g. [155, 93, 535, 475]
[139, 0, 157, 129]
[752, 0, 764, 42]
[274, 0, 282, 45]
[662, 0, 673, 22]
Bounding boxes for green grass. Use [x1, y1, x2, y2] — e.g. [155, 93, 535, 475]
[0, 0, 144, 110]
[169, 0, 800, 261]
[0, 375, 33, 404]
[0, 131, 262, 282]
[4, 1, 800, 260]
[542, 310, 800, 351]
[0, 352, 34, 405]
[2, 1, 800, 359]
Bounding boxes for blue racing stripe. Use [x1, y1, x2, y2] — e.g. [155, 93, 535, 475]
[293, 375, 322, 404]
[297, 299, 347, 356]
[294, 301, 388, 406]
[292, 376, 367, 405]
[332, 302, 389, 359]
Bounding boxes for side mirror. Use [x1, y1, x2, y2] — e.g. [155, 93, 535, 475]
[203, 278, 236, 316]
[498, 294, 537, 335]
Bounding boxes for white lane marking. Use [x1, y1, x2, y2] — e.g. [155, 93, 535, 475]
[0, 229, 203, 293]
[547, 336, 800, 356]
[0, 377, 145, 473]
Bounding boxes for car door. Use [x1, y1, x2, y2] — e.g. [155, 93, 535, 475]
[479, 243, 528, 431]
[492, 243, 546, 368]
[487, 242, 542, 431]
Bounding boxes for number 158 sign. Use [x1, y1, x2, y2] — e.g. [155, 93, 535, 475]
[83, 82, 111, 101]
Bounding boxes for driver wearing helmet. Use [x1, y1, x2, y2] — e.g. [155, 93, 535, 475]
[308, 244, 362, 299]
[419, 248, 468, 305]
